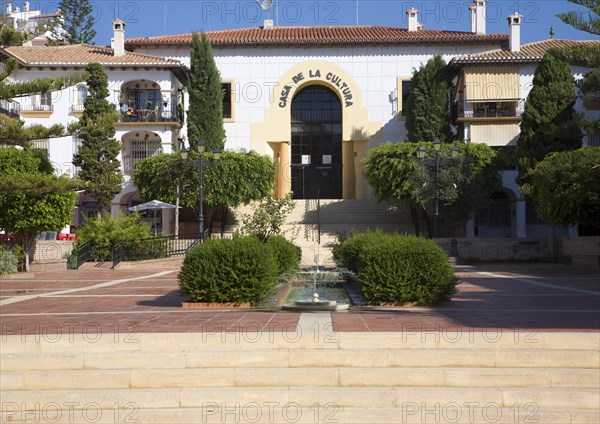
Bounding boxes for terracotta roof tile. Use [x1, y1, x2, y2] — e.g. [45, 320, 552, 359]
[451, 39, 600, 64]
[126, 26, 508, 48]
[1, 44, 186, 68]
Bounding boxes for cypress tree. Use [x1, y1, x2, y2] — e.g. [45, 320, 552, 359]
[187, 32, 225, 151]
[516, 49, 582, 186]
[50, 0, 97, 44]
[406, 55, 451, 142]
[72, 63, 122, 210]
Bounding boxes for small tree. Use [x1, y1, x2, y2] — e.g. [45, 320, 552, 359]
[133, 150, 276, 233]
[50, 0, 97, 44]
[240, 194, 295, 241]
[364, 142, 500, 237]
[0, 149, 77, 270]
[72, 63, 122, 211]
[516, 50, 582, 186]
[521, 147, 600, 229]
[406, 55, 452, 142]
[187, 32, 225, 151]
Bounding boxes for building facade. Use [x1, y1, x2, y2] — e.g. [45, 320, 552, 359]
[3, 1, 597, 239]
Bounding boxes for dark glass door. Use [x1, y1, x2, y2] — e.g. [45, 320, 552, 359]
[290, 86, 343, 199]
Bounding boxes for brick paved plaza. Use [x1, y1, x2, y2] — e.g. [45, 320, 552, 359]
[1, 264, 598, 335]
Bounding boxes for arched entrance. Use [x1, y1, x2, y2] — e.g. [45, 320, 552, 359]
[290, 85, 342, 199]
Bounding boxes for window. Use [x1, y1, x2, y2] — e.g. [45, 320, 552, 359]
[32, 92, 52, 110]
[123, 138, 162, 175]
[475, 192, 511, 226]
[587, 134, 600, 147]
[222, 82, 232, 120]
[397, 78, 411, 119]
[76, 85, 87, 107]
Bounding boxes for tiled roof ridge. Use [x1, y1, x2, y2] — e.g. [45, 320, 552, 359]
[3, 44, 185, 67]
[125, 25, 508, 46]
[451, 38, 600, 64]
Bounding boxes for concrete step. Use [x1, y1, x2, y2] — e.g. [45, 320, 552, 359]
[3, 387, 599, 411]
[2, 332, 599, 354]
[2, 348, 598, 372]
[2, 367, 598, 391]
[2, 407, 598, 424]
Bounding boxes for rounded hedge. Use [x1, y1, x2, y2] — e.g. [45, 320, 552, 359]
[265, 235, 301, 276]
[335, 232, 456, 305]
[179, 236, 278, 304]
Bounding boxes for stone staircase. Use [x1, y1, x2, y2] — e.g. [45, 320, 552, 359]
[234, 199, 420, 267]
[1, 330, 598, 423]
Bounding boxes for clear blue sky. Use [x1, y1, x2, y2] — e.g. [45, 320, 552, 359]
[80, 1, 598, 45]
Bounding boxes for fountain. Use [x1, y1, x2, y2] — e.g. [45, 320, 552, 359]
[282, 261, 350, 312]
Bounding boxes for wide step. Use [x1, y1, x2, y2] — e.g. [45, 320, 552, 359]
[2, 332, 598, 423]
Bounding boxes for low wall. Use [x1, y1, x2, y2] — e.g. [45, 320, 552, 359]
[436, 238, 551, 261]
[31, 240, 74, 263]
[559, 237, 600, 268]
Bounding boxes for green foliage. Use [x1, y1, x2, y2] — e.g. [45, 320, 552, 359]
[240, 194, 294, 241]
[75, 212, 151, 261]
[406, 55, 452, 142]
[521, 147, 600, 227]
[72, 63, 123, 210]
[0, 245, 19, 274]
[334, 232, 457, 306]
[119, 237, 169, 262]
[0, 149, 76, 261]
[517, 50, 582, 187]
[556, 0, 600, 35]
[188, 32, 225, 151]
[50, 0, 97, 44]
[179, 237, 278, 304]
[133, 150, 275, 213]
[363, 141, 500, 226]
[265, 235, 301, 276]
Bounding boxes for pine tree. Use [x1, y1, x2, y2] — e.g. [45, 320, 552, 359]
[516, 49, 582, 186]
[0, 25, 84, 147]
[405, 55, 451, 142]
[72, 63, 122, 210]
[187, 32, 225, 151]
[50, 0, 96, 44]
[556, 0, 600, 136]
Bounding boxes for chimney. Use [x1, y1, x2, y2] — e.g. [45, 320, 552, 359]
[469, 5, 476, 33]
[24, 1, 29, 12]
[508, 12, 522, 52]
[6, 3, 11, 13]
[473, 0, 487, 34]
[263, 19, 274, 29]
[111, 19, 126, 56]
[406, 7, 420, 32]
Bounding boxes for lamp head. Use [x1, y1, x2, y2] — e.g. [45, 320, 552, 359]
[433, 138, 441, 152]
[416, 146, 426, 159]
[180, 146, 189, 160]
[213, 148, 222, 161]
[451, 145, 460, 158]
[196, 140, 206, 154]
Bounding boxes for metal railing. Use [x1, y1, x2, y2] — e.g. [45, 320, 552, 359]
[67, 241, 91, 269]
[118, 107, 179, 123]
[111, 236, 201, 269]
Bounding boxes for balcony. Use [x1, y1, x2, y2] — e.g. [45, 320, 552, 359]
[0, 101, 20, 118]
[117, 106, 180, 125]
[20, 104, 54, 112]
[458, 100, 524, 120]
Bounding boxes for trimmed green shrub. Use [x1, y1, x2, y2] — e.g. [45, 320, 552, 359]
[179, 236, 278, 304]
[265, 235, 301, 276]
[0, 245, 19, 274]
[75, 212, 151, 261]
[335, 233, 457, 306]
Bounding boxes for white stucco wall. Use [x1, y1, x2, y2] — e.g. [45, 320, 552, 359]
[136, 42, 504, 152]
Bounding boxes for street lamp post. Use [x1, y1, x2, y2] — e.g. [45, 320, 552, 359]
[416, 138, 459, 238]
[181, 141, 221, 241]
